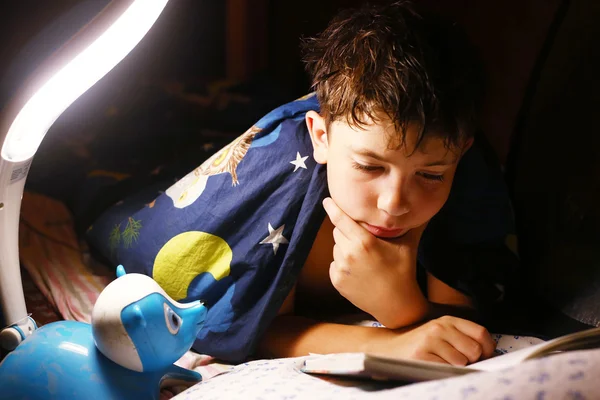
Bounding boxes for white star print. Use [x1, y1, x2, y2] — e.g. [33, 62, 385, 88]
[259, 223, 289, 255]
[290, 152, 308, 172]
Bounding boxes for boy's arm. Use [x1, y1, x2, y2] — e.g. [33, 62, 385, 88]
[427, 272, 473, 306]
[257, 296, 494, 364]
[425, 272, 479, 321]
[257, 314, 378, 358]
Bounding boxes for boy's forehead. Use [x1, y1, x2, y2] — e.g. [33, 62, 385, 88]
[332, 118, 461, 160]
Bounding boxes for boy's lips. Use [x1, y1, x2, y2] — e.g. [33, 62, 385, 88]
[363, 223, 406, 238]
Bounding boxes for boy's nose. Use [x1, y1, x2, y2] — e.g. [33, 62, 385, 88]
[377, 187, 409, 217]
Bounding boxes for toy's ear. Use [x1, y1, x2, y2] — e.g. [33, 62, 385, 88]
[123, 304, 147, 329]
[116, 265, 126, 278]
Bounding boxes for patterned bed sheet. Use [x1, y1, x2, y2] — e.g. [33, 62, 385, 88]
[174, 347, 600, 400]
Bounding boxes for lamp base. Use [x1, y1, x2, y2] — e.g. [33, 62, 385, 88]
[0, 316, 37, 351]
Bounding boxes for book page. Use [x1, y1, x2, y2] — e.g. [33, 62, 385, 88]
[469, 341, 548, 371]
[472, 327, 600, 371]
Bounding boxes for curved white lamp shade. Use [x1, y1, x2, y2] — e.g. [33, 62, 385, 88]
[0, 0, 169, 348]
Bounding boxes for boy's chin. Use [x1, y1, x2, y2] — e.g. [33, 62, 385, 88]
[378, 231, 409, 242]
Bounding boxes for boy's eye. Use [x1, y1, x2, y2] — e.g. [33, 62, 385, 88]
[352, 162, 382, 172]
[417, 172, 444, 182]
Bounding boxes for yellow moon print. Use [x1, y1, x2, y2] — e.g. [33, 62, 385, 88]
[153, 231, 232, 301]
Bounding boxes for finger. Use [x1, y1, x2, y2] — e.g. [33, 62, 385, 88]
[329, 261, 339, 288]
[332, 227, 351, 246]
[428, 339, 469, 366]
[323, 197, 370, 242]
[329, 256, 350, 276]
[442, 326, 485, 364]
[333, 243, 345, 265]
[329, 261, 349, 289]
[449, 317, 496, 359]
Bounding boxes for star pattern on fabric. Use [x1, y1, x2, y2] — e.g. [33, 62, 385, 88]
[289, 152, 308, 172]
[260, 223, 289, 255]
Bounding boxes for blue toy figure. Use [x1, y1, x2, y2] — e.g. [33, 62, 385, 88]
[0, 265, 207, 400]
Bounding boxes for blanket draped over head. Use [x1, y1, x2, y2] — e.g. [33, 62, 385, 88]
[87, 94, 517, 363]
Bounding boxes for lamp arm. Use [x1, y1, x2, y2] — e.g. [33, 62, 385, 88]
[0, 157, 37, 350]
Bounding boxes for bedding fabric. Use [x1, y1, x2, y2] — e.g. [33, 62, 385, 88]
[18, 192, 113, 323]
[172, 347, 600, 400]
[86, 93, 518, 362]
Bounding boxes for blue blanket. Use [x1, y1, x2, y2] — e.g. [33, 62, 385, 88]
[87, 93, 518, 362]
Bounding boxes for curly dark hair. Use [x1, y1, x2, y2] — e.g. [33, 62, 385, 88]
[301, 1, 484, 150]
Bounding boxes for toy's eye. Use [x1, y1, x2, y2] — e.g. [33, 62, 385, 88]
[163, 303, 182, 335]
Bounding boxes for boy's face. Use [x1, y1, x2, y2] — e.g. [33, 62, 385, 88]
[307, 111, 470, 239]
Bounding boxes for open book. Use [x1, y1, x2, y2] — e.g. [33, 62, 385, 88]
[301, 326, 600, 382]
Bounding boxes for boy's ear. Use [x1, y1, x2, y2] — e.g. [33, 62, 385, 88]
[306, 110, 329, 164]
[462, 137, 474, 154]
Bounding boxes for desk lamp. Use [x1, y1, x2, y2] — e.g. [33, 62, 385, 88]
[0, 0, 169, 351]
[0, 1, 209, 398]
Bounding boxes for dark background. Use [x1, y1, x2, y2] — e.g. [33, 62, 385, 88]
[0, 0, 561, 161]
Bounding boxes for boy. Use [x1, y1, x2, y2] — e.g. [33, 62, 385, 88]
[257, 1, 517, 365]
[87, 1, 517, 366]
